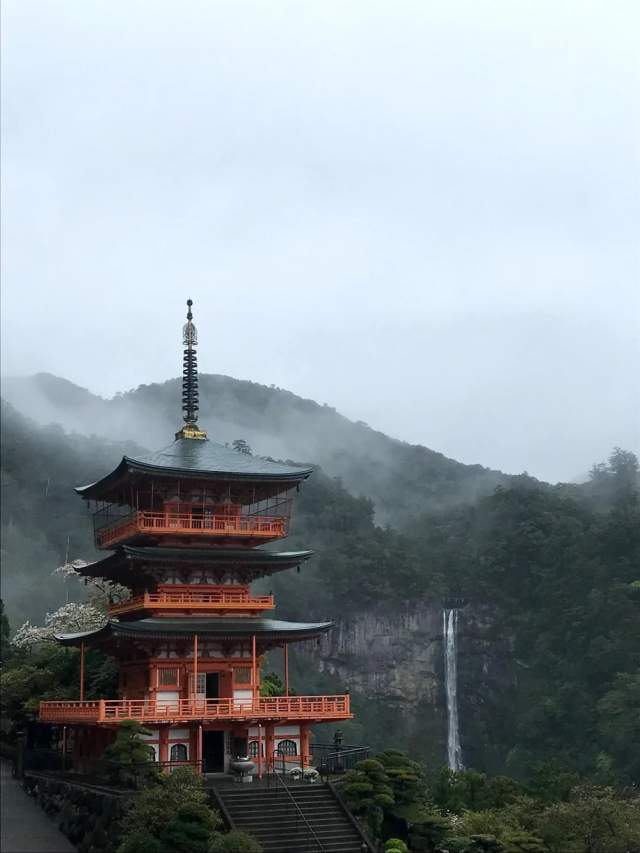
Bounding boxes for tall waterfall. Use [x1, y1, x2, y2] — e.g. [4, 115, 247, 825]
[443, 608, 463, 771]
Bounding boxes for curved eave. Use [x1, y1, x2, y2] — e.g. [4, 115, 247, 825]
[74, 547, 314, 582]
[55, 618, 332, 646]
[75, 455, 312, 500]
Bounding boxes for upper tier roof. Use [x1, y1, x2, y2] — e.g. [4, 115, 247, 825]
[75, 438, 313, 498]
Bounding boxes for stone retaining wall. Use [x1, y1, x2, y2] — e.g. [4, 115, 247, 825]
[23, 772, 131, 853]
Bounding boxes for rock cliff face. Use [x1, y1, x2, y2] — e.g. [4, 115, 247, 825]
[304, 602, 514, 771]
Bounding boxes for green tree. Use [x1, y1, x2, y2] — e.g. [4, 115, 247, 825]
[340, 758, 395, 838]
[535, 785, 640, 852]
[158, 802, 217, 853]
[118, 767, 220, 847]
[597, 671, 640, 783]
[102, 719, 158, 787]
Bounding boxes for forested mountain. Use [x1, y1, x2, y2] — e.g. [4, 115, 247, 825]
[2, 372, 507, 524]
[1, 387, 638, 788]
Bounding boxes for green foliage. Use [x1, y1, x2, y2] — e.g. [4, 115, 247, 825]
[0, 642, 117, 735]
[533, 785, 640, 853]
[430, 768, 525, 815]
[385, 839, 408, 852]
[340, 758, 396, 837]
[102, 720, 159, 787]
[0, 599, 10, 664]
[118, 767, 220, 847]
[117, 830, 164, 853]
[158, 802, 217, 853]
[259, 671, 285, 697]
[208, 830, 263, 852]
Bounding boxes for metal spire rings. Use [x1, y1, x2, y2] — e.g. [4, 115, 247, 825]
[175, 299, 208, 440]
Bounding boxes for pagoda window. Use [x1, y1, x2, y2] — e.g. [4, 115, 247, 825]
[158, 667, 180, 689]
[148, 745, 157, 762]
[234, 667, 252, 685]
[248, 740, 264, 758]
[170, 743, 188, 762]
[276, 739, 297, 757]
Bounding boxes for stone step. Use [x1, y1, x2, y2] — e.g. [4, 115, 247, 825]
[215, 781, 371, 853]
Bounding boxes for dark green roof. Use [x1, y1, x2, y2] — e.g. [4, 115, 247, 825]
[76, 546, 313, 583]
[76, 438, 312, 497]
[116, 546, 313, 564]
[55, 617, 332, 645]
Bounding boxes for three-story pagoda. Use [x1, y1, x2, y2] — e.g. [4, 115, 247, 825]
[39, 300, 352, 774]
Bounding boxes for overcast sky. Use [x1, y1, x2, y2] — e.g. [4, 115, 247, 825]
[2, 0, 639, 483]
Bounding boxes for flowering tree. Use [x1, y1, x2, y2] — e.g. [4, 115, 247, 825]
[11, 558, 129, 648]
[11, 602, 106, 648]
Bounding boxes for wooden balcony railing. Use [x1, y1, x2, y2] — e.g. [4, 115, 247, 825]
[108, 590, 275, 616]
[96, 511, 288, 548]
[40, 695, 352, 725]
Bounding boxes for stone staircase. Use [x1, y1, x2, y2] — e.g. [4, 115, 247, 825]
[214, 782, 371, 853]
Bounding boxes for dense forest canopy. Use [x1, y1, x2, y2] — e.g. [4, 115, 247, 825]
[1, 386, 638, 791]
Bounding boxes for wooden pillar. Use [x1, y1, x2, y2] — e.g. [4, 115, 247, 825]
[159, 726, 169, 765]
[251, 635, 257, 703]
[265, 723, 275, 774]
[284, 644, 289, 697]
[257, 723, 263, 780]
[300, 724, 311, 767]
[79, 641, 85, 702]
[196, 724, 203, 773]
[193, 634, 198, 703]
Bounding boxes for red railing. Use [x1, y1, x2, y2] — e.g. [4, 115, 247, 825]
[96, 511, 288, 548]
[108, 590, 275, 616]
[40, 695, 352, 724]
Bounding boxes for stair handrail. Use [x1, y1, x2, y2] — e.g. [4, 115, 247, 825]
[208, 785, 236, 831]
[327, 779, 375, 853]
[268, 754, 325, 852]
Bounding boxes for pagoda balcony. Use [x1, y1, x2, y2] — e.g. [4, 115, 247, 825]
[39, 695, 352, 725]
[108, 590, 275, 617]
[95, 511, 288, 549]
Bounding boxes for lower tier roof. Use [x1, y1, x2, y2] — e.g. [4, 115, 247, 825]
[55, 617, 332, 646]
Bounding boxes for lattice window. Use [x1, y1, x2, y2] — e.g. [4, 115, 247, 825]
[234, 667, 251, 684]
[158, 667, 179, 688]
[248, 740, 264, 758]
[170, 743, 188, 762]
[276, 739, 297, 756]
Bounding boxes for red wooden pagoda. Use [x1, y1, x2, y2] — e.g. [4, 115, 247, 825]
[39, 300, 352, 774]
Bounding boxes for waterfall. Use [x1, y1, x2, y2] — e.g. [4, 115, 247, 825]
[443, 608, 463, 771]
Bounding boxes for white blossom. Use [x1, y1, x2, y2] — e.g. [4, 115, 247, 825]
[11, 603, 106, 648]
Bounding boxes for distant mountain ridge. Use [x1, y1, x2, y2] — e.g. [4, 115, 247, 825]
[1, 371, 510, 524]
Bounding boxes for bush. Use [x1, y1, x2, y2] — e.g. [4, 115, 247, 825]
[385, 839, 408, 852]
[159, 803, 217, 853]
[117, 768, 220, 852]
[208, 829, 262, 852]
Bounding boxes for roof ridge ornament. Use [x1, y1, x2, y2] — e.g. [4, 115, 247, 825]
[175, 298, 208, 441]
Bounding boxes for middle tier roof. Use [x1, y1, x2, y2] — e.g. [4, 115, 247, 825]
[77, 546, 314, 586]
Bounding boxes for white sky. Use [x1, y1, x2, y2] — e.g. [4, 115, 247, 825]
[2, 0, 639, 482]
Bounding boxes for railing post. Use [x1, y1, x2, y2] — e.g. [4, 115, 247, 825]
[98, 700, 106, 722]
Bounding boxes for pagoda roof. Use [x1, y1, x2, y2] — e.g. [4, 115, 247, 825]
[76, 546, 313, 584]
[55, 617, 332, 645]
[75, 438, 313, 498]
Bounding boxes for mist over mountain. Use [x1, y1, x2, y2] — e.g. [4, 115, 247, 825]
[2, 372, 509, 525]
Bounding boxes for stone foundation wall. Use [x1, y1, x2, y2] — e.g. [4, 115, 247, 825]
[23, 772, 131, 853]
